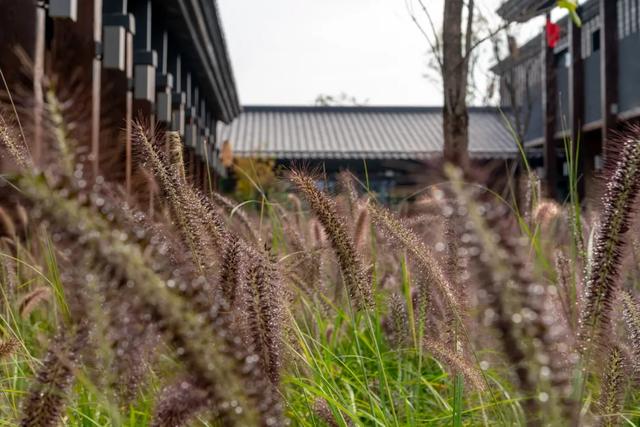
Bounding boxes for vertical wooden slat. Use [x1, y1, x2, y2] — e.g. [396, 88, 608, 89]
[601, 0, 619, 157]
[542, 15, 557, 199]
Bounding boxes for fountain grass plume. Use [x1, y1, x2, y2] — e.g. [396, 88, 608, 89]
[596, 346, 626, 427]
[353, 204, 369, 250]
[290, 170, 371, 310]
[166, 131, 186, 183]
[367, 201, 461, 320]
[423, 338, 485, 392]
[131, 122, 206, 269]
[0, 206, 16, 238]
[0, 109, 32, 169]
[337, 171, 359, 215]
[7, 174, 283, 426]
[384, 292, 409, 348]
[242, 249, 286, 384]
[621, 290, 640, 374]
[555, 250, 577, 330]
[18, 286, 52, 318]
[209, 190, 257, 242]
[578, 133, 640, 354]
[45, 89, 75, 176]
[20, 326, 87, 427]
[151, 377, 211, 427]
[220, 236, 242, 306]
[0, 335, 19, 359]
[312, 398, 353, 427]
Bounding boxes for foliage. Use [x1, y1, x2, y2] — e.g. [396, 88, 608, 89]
[1, 90, 640, 426]
[233, 157, 277, 202]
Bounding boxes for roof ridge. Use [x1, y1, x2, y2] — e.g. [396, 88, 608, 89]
[241, 105, 502, 113]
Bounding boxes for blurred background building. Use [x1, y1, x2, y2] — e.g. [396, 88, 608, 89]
[0, 0, 239, 193]
[493, 0, 640, 200]
[217, 105, 517, 201]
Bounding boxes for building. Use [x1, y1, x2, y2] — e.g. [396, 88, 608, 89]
[493, 0, 640, 199]
[0, 0, 239, 192]
[217, 105, 518, 200]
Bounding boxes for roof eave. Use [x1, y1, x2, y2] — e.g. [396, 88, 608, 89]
[171, 0, 241, 123]
[497, 0, 555, 23]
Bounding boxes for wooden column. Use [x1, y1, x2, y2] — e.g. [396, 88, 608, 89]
[125, 30, 133, 195]
[542, 14, 558, 199]
[569, 10, 585, 198]
[153, 27, 173, 128]
[132, 0, 156, 123]
[91, 0, 103, 178]
[102, 0, 135, 193]
[33, 2, 46, 165]
[600, 0, 618, 157]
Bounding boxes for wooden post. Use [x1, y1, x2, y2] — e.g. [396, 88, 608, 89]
[132, 0, 156, 123]
[600, 0, 618, 157]
[569, 10, 585, 199]
[542, 14, 557, 199]
[125, 30, 133, 195]
[91, 0, 102, 178]
[102, 0, 134, 192]
[33, 2, 46, 165]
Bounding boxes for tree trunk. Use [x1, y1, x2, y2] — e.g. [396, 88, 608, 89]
[442, 0, 470, 169]
[443, 106, 469, 167]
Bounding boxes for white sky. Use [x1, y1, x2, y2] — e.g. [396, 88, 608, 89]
[217, 0, 557, 106]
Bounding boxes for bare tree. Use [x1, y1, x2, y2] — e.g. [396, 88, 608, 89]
[314, 92, 369, 107]
[409, 0, 497, 169]
[409, 0, 575, 169]
[442, 0, 474, 168]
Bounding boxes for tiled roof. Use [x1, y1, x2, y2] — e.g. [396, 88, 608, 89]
[496, 0, 555, 23]
[216, 106, 517, 160]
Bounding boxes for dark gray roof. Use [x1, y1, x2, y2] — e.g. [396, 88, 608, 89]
[163, 0, 241, 122]
[496, 0, 555, 23]
[216, 106, 517, 160]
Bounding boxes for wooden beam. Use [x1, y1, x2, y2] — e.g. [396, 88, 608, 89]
[600, 0, 618, 157]
[541, 15, 557, 199]
[569, 11, 584, 198]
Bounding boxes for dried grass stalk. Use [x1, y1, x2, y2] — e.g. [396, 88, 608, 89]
[290, 171, 371, 310]
[579, 135, 640, 354]
[368, 202, 461, 319]
[596, 346, 626, 427]
[20, 327, 86, 427]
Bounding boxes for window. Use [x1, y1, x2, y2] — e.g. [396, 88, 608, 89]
[555, 49, 570, 68]
[592, 29, 601, 52]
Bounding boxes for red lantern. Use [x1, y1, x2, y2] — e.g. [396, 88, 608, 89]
[546, 17, 561, 48]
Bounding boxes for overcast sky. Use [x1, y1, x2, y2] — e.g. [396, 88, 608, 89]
[217, 0, 552, 106]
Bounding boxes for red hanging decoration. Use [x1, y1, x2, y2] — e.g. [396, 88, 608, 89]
[546, 17, 561, 48]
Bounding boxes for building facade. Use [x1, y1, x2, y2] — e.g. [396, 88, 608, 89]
[493, 0, 640, 200]
[217, 105, 518, 201]
[0, 0, 239, 192]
